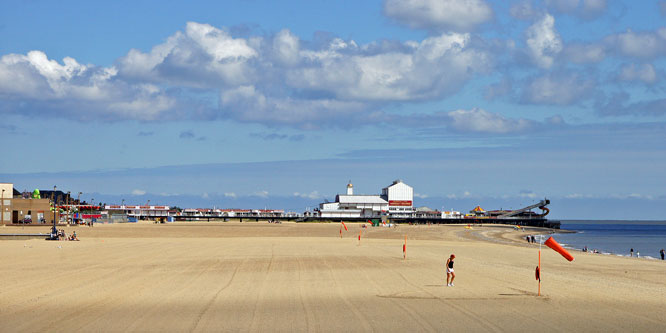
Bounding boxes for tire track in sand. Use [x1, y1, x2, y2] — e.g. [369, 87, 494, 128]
[319, 256, 374, 332]
[364, 255, 504, 332]
[189, 257, 246, 332]
[341, 255, 438, 332]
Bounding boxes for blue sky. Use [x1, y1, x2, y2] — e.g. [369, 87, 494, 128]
[1, 0, 665, 219]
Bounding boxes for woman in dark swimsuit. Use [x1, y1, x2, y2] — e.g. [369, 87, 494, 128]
[446, 254, 455, 287]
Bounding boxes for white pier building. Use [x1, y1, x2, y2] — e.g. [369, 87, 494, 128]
[318, 180, 414, 218]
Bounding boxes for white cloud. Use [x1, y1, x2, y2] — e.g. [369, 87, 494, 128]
[605, 28, 666, 59]
[383, 0, 493, 32]
[564, 43, 606, 63]
[0, 51, 180, 121]
[0, 21, 495, 128]
[117, 22, 257, 88]
[131, 189, 146, 195]
[287, 32, 489, 101]
[446, 191, 474, 199]
[414, 193, 429, 199]
[522, 72, 594, 105]
[446, 108, 534, 134]
[526, 14, 563, 68]
[252, 190, 269, 198]
[617, 63, 658, 84]
[293, 191, 322, 199]
[272, 29, 301, 66]
[224, 192, 237, 198]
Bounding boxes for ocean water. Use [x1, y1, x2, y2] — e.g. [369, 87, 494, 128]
[552, 221, 666, 259]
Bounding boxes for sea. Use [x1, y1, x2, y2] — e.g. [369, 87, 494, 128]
[550, 220, 666, 259]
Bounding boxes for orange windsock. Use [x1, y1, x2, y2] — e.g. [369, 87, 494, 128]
[341, 222, 348, 231]
[544, 237, 574, 262]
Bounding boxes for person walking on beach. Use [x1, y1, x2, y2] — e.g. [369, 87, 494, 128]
[446, 254, 455, 287]
[630, 248, 634, 257]
[660, 249, 665, 260]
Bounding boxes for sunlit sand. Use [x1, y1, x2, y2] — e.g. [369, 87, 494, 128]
[1, 222, 664, 332]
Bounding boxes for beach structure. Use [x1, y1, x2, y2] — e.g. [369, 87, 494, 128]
[0, 183, 55, 225]
[318, 180, 414, 218]
[105, 205, 171, 221]
[179, 208, 285, 219]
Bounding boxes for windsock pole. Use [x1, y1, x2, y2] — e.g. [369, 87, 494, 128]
[358, 229, 361, 246]
[538, 235, 542, 296]
[403, 235, 407, 260]
[340, 226, 342, 238]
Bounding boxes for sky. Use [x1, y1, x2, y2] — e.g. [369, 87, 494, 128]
[1, 0, 665, 220]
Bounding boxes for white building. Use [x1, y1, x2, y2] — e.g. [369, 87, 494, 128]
[319, 180, 415, 218]
[105, 205, 170, 220]
[381, 180, 415, 216]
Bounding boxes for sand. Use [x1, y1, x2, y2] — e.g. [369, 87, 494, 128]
[1, 222, 665, 332]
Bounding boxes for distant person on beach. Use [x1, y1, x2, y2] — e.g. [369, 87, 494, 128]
[446, 254, 456, 287]
[660, 249, 665, 260]
[630, 248, 634, 257]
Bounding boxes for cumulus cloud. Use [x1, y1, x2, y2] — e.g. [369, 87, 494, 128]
[117, 22, 258, 88]
[224, 192, 237, 198]
[604, 28, 666, 59]
[0, 51, 183, 121]
[521, 72, 595, 105]
[0, 20, 495, 129]
[526, 14, 563, 68]
[563, 43, 606, 64]
[383, 0, 493, 32]
[616, 63, 658, 84]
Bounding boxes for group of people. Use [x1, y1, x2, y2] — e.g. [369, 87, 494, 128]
[525, 235, 537, 243]
[267, 219, 281, 224]
[57, 229, 79, 241]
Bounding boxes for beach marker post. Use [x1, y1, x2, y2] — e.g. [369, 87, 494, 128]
[358, 229, 361, 246]
[537, 236, 574, 296]
[538, 236, 541, 296]
[403, 235, 407, 260]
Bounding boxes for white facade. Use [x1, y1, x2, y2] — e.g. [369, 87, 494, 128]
[381, 180, 415, 216]
[319, 181, 416, 218]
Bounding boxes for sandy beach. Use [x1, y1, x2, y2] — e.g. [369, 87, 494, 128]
[1, 222, 664, 332]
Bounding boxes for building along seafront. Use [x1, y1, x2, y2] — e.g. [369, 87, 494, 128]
[318, 180, 415, 218]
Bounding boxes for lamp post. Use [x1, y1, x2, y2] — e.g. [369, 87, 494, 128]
[1, 189, 4, 224]
[67, 191, 71, 225]
[51, 186, 57, 238]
